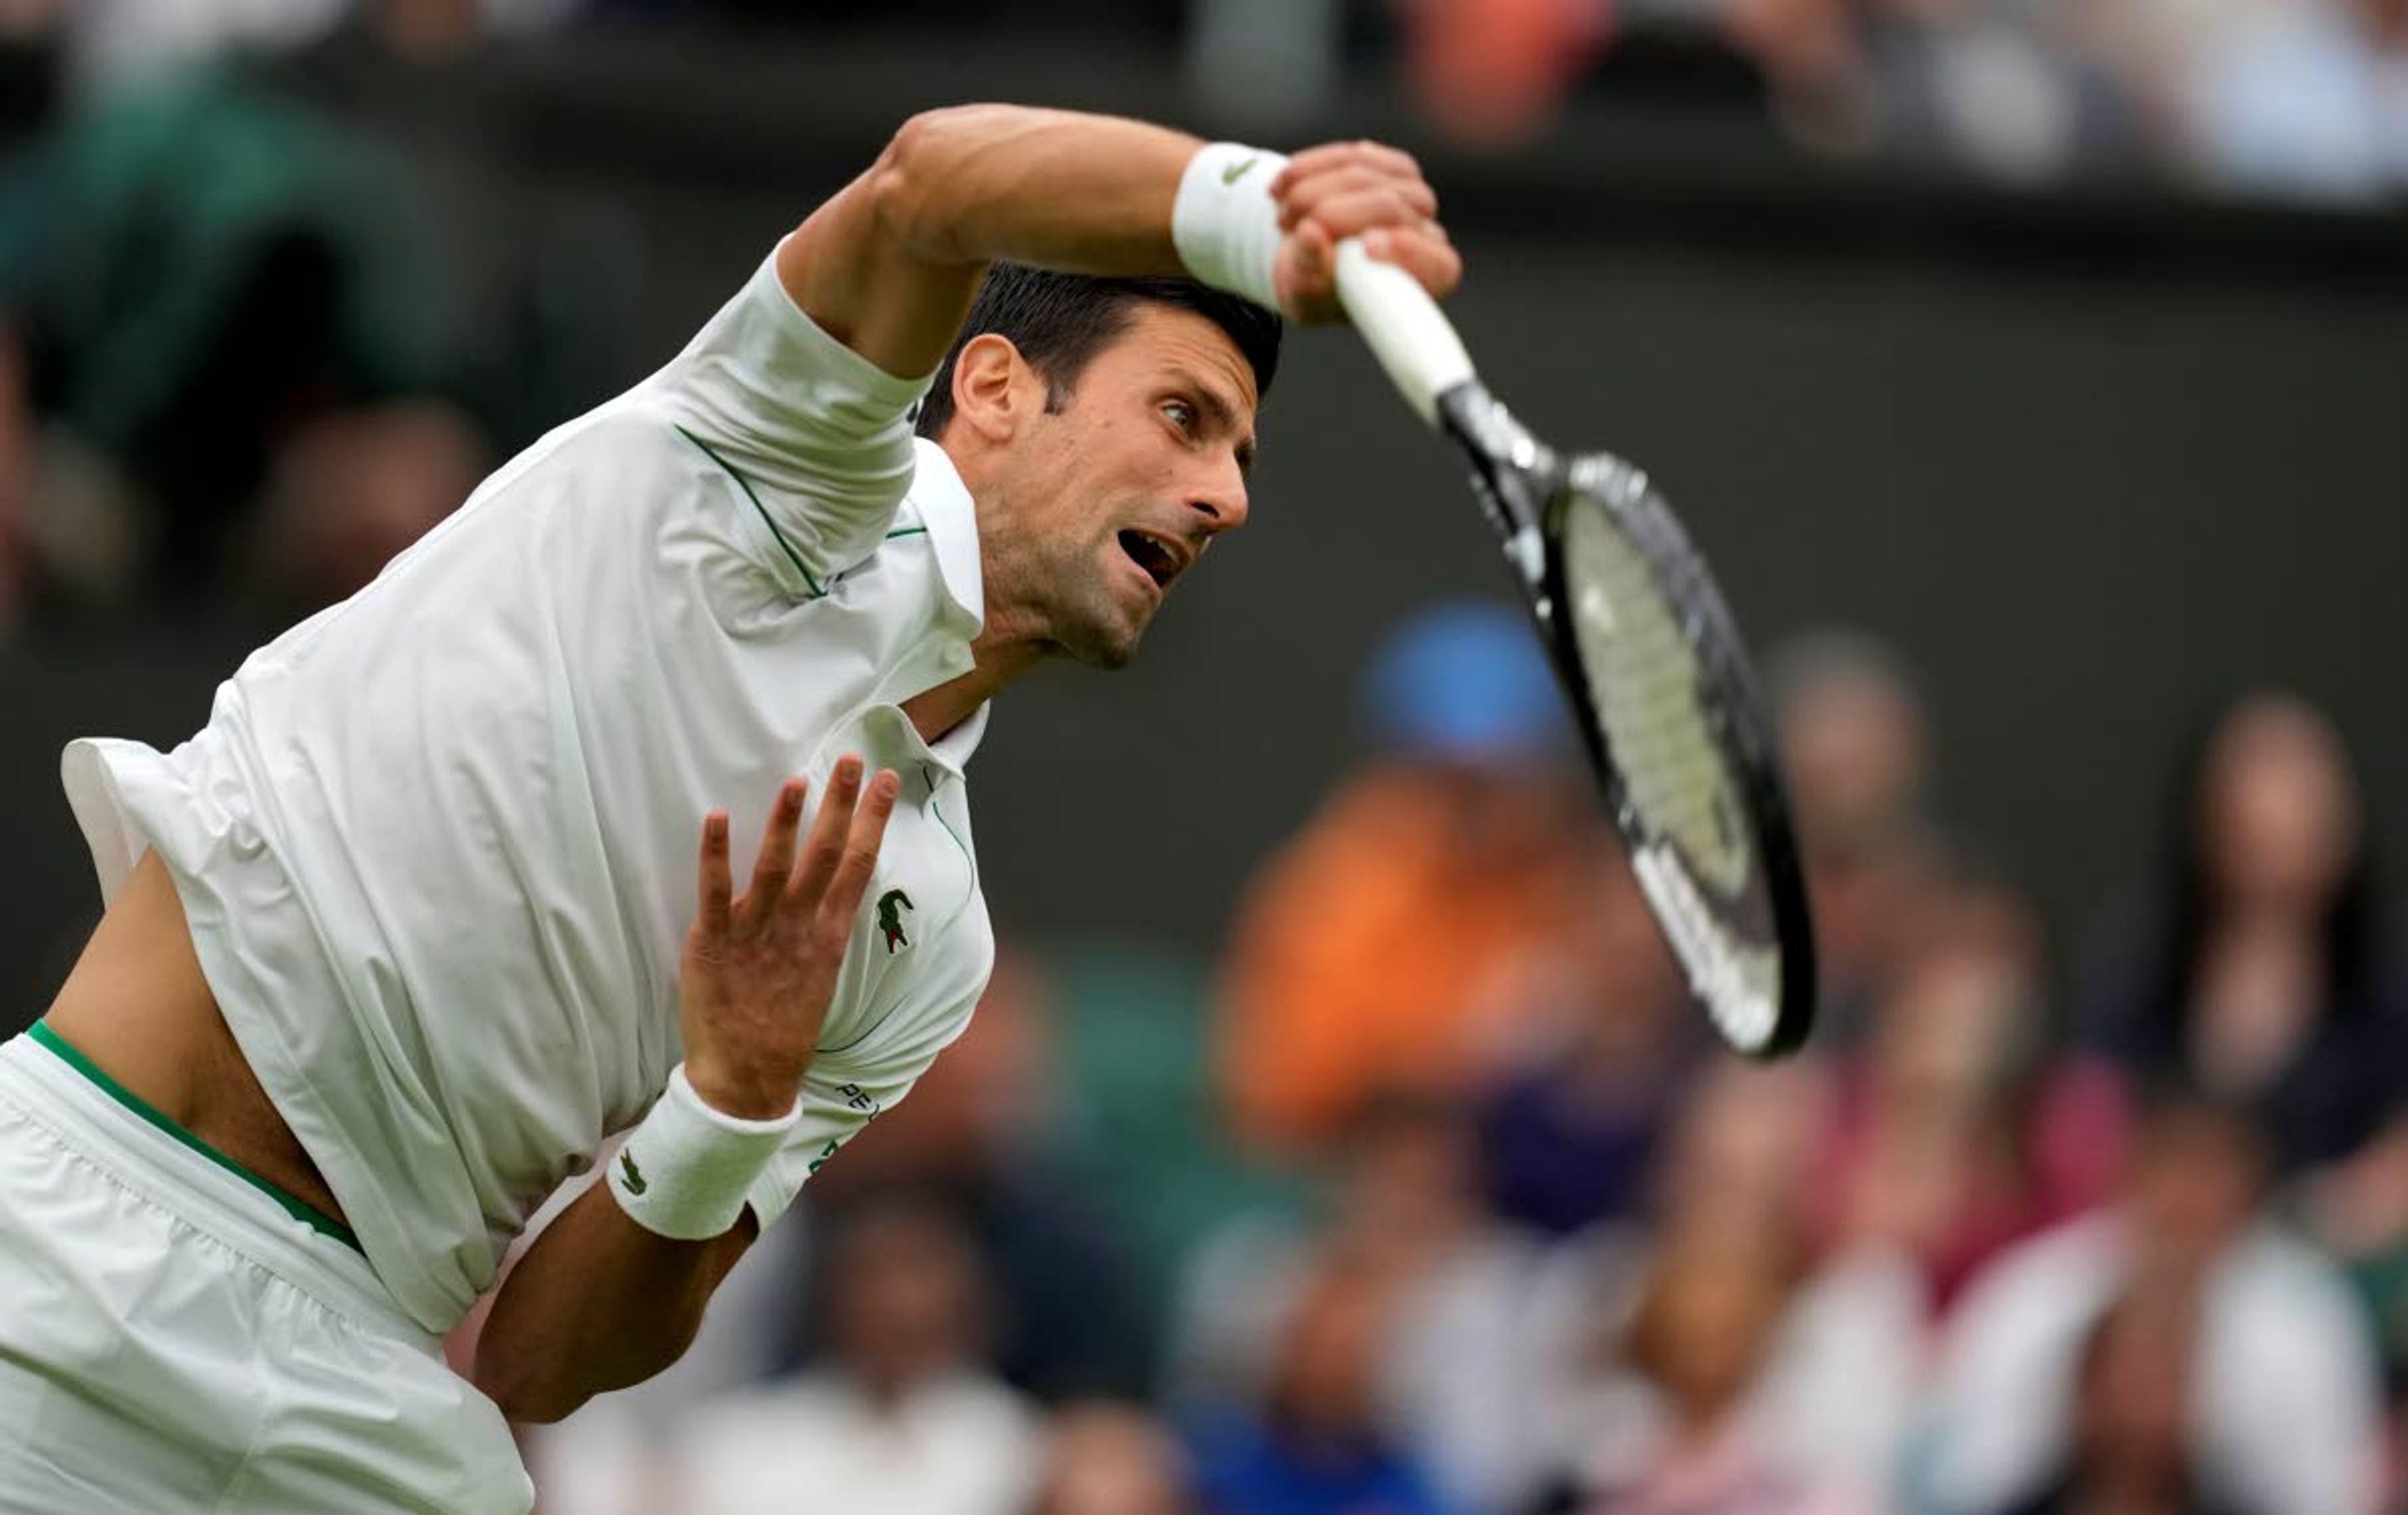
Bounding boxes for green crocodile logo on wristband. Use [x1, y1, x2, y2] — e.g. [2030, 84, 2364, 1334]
[619, 1149, 648, 1196]
[1221, 157, 1260, 186]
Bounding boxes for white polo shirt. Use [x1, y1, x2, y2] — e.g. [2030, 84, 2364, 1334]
[59, 243, 997, 1335]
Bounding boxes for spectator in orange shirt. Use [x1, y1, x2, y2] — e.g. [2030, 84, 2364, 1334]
[1216, 599, 1599, 1155]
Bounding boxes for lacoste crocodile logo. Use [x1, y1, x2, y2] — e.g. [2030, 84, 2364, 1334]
[877, 888, 914, 954]
[618, 1149, 647, 1196]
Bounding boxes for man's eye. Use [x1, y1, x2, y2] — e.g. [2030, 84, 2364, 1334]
[1163, 401, 1197, 432]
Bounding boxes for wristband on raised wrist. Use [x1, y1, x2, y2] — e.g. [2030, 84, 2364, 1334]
[1172, 141, 1291, 314]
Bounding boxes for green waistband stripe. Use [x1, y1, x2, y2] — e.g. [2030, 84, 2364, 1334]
[28, 1021, 363, 1254]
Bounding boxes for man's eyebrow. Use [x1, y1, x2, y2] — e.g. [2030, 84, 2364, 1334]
[1178, 373, 1258, 476]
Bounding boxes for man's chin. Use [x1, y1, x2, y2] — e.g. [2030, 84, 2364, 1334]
[1052, 608, 1146, 671]
[1063, 630, 1141, 672]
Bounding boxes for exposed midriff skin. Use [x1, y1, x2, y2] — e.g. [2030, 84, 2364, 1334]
[42, 850, 346, 1227]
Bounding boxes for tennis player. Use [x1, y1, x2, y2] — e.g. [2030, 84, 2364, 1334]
[0, 107, 1459, 1512]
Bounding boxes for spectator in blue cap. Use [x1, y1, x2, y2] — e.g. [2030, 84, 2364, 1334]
[1216, 599, 1602, 1156]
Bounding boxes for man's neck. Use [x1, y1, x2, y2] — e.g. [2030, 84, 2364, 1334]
[900, 627, 1045, 746]
[909, 436, 1048, 745]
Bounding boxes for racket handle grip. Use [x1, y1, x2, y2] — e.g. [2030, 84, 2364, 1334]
[1334, 239, 1476, 428]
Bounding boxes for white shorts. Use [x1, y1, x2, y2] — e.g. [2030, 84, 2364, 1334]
[0, 1030, 533, 1514]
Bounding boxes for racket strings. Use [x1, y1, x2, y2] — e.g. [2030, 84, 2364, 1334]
[1561, 492, 1785, 1038]
[1564, 502, 1746, 897]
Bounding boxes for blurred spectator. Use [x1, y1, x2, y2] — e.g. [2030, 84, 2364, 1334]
[52, 0, 349, 97]
[1022, 943, 1321, 1396]
[245, 398, 486, 621]
[48, 0, 588, 93]
[1767, 630, 1943, 1047]
[2173, 0, 2408, 203]
[1983, 1283, 2258, 1515]
[1185, 1251, 1472, 1515]
[1649, 1053, 1832, 1242]
[1032, 1403, 1200, 1515]
[666, 1192, 1047, 1515]
[1720, 0, 2139, 173]
[1169, 1091, 1554, 1514]
[2305, 1109, 2408, 1411]
[794, 944, 1151, 1400]
[0, 67, 450, 623]
[1521, 1059, 1917, 1512]
[1809, 868, 2130, 1314]
[1401, 0, 1607, 145]
[1217, 599, 1595, 1154]
[1537, 1212, 1880, 1515]
[1477, 848, 1702, 1238]
[2078, 690, 2408, 1181]
[1719, 0, 1869, 145]
[1923, 1094, 2384, 1515]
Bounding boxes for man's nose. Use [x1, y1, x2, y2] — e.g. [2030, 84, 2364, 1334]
[1188, 455, 1250, 533]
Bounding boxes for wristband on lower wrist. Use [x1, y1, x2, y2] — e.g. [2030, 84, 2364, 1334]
[607, 1064, 800, 1240]
[1172, 141, 1291, 313]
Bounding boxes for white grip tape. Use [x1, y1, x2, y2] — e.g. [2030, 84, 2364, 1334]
[1334, 238, 1476, 427]
[1172, 142, 1290, 313]
[608, 1064, 800, 1240]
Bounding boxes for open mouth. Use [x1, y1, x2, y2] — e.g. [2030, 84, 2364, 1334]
[1117, 529, 1185, 590]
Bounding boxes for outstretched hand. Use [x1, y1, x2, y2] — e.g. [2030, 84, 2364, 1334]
[679, 757, 900, 1120]
[1270, 140, 1461, 324]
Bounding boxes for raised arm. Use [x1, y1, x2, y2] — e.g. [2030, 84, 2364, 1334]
[472, 112, 1459, 1420]
[473, 761, 898, 1422]
[777, 105, 1460, 379]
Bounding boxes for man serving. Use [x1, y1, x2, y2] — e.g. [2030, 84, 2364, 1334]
[0, 107, 1459, 1512]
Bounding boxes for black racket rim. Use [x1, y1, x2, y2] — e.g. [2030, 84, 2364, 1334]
[1536, 462, 1819, 1058]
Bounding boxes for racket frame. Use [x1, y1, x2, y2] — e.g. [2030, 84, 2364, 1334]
[1436, 377, 1819, 1058]
[1333, 239, 1817, 1057]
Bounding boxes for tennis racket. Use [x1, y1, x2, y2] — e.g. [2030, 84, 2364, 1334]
[1334, 241, 1815, 1058]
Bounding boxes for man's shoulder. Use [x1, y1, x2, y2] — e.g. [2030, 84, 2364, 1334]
[462, 399, 692, 516]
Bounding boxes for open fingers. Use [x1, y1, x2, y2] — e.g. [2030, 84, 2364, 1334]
[746, 778, 811, 909]
[788, 756, 865, 907]
[696, 811, 732, 938]
[820, 769, 901, 925]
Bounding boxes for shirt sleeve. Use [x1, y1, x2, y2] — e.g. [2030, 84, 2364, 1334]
[642, 238, 935, 597]
[743, 983, 981, 1230]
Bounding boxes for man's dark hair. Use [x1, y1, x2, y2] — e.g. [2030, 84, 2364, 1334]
[913, 264, 1281, 441]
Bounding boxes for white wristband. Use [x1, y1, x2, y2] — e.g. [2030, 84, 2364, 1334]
[1173, 141, 1291, 313]
[607, 1064, 800, 1240]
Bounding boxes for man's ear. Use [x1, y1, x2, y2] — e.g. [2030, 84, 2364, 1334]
[949, 332, 1034, 445]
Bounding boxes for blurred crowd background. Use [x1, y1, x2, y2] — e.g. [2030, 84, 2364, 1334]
[8, 0, 2408, 199]
[5, 4, 2408, 1515]
[513, 624, 2408, 1515]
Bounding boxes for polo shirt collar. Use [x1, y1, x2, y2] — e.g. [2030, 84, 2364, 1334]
[894, 437, 990, 778]
[910, 437, 985, 638]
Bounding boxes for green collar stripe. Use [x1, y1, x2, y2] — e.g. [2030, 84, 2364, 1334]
[673, 424, 824, 596]
[884, 526, 927, 539]
[29, 1021, 364, 1253]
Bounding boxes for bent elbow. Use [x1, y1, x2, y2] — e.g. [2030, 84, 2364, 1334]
[869, 104, 1017, 261]
[473, 1310, 711, 1425]
[473, 1354, 585, 1427]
